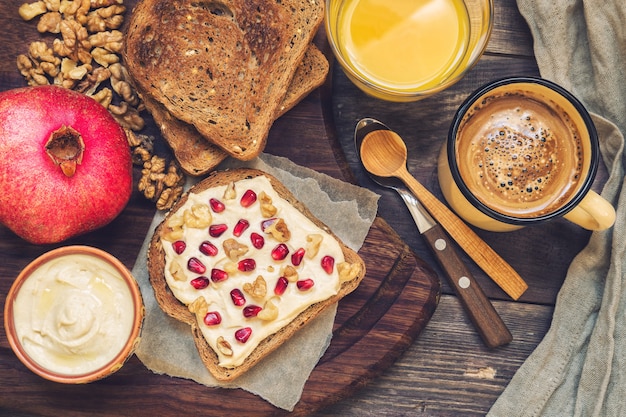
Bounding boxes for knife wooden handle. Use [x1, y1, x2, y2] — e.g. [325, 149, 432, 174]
[400, 172, 528, 300]
[423, 224, 513, 348]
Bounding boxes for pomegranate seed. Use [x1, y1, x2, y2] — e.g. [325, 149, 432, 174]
[271, 243, 289, 261]
[238, 258, 256, 272]
[190, 276, 210, 289]
[240, 189, 257, 207]
[199, 241, 218, 256]
[230, 288, 246, 306]
[274, 276, 289, 295]
[172, 240, 186, 254]
[260, 217, 277, 232]
[209, 198, 225, 213]
[204, 311, 222, 326]
[187, 257, 206, 274]
[210, 268, 228, 282]
[233, 219, 250, 237]
[250, 232, 265, 249]
[291, 248, 305, 266]
[209, 223, 228, 237]
[297, 278, 315, 291]
[243, 305, 262, 318]
[235, 327, 252, 343]
[321, 255, 335, 274]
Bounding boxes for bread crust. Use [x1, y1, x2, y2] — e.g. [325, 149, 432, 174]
[147, 169, 365, 381]
[124, 0, 325, 161]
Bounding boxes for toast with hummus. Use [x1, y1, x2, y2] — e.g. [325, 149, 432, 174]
[147, 169, 365, 381]
[142, 44, 329, 176]
[124, 0, 325, 161]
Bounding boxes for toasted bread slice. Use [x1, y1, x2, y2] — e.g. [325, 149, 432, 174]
[141, 93, 228, 177]
[143, 44, 329, 176]
[124, 0, 325, 161]
[147, 169, 365, 381]
[274, 43, 329, 119]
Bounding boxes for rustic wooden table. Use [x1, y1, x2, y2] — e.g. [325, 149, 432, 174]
[0, 1, 601, 416]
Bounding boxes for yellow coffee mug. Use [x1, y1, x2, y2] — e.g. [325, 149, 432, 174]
[438, 77, 615, 232]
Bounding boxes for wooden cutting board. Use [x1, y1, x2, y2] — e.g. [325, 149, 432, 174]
[0, 3, 441, 415]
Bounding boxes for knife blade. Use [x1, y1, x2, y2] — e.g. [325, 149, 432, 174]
[396, 187, 513, 348]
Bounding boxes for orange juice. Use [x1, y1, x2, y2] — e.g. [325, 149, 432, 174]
[335, 0, 470, 91]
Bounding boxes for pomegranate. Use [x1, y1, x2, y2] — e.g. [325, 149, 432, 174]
[209, 223, 228, 237]
[274, 276, 289, 295]
[204, 311, 222, 326]
[187, 257, 206, 274]
[210, 268, 228, 282]
[242, 305, 262, 318]
[230, 288, 246, 306]
[0, 85, 132, 244]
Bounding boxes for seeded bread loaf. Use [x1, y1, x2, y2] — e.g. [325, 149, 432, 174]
[147, 169, 365, 381]
[124, 0, 325, 161]
[142, 44, 329, 176]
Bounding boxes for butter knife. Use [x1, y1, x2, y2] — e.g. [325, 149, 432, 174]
[396, 187, 512, 348]
[355, 118, 512, 348]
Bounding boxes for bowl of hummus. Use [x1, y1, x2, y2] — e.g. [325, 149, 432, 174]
[4, 245, 144, 383]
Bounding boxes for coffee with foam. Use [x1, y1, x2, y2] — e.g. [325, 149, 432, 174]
[455, 89, 585, 218]
[440, 77, 614, 232]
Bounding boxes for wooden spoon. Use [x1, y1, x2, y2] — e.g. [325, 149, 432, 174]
[360, 129, 528, 300]
[355, 118, 512, 348]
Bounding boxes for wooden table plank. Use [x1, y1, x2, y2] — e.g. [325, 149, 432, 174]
[0, 0, 590, 415]
[0, 2, 443, 416]
[489, 0, 536, 57]
[311, 0, 592, 415]
[313, 296, 553, 417]
[330, 56, 592, 305]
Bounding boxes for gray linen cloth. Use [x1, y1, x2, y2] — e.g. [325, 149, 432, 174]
[489, 1, 626, 416]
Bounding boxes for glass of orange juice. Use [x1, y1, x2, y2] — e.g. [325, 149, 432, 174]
[325, 0, 493, 101]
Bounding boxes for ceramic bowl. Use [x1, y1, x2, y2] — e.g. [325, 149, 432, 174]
[4, 245, 144, 383]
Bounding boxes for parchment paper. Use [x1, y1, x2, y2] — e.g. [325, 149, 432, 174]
[131, 153, 379, 411]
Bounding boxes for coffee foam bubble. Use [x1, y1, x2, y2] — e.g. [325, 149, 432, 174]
[456, 91, 584, 218]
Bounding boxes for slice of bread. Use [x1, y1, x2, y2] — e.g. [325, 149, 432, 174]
[274, 43, 329, 119]
[142, 44, 329, 176]
[147, 169, 365, 381]
[141, 93, 228, 177]
[124, 0, 325, 161]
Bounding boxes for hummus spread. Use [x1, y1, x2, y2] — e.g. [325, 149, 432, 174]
[162, 175, 347, 368]
[12, 253, 135, 375]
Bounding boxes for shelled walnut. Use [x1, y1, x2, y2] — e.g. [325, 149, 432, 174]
[137, 154, 185, 211]
[17, 0, 140, 131]
[17, 0, 188, 210]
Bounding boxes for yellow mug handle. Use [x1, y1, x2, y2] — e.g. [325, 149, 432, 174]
[563, 190, 616, 231]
